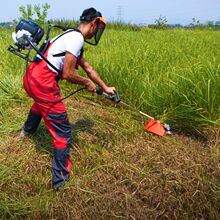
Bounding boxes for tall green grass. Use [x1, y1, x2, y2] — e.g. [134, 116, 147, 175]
[83, 28, 220, 135]
[0, 27, 219, 135]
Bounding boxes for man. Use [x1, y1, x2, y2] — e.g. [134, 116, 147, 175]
[21, 7, 115, 191]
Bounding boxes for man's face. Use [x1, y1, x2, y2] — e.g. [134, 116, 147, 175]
[87, 19, 98, 39]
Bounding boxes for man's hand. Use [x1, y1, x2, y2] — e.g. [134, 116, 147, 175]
[85, 79, 96, 93]
[79, 58, 116, 95]
[104, 87, 116, 95]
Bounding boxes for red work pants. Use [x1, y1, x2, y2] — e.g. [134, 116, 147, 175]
[23, 60, 71, 190]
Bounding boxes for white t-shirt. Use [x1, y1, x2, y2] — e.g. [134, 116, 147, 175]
[47, 30, 84, 72]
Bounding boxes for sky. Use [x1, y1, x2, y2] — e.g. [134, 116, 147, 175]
[1, 0, 220, 25]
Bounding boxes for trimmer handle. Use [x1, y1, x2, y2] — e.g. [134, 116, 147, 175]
[96, 88, 121, 104]
[96, 88, 104, 95]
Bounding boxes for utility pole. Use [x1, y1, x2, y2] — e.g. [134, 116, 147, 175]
[116, 5, 123, 22]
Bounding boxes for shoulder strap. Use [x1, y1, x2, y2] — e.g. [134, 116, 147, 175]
[52, 28, 83, 58]
[52, 28, 81, 43]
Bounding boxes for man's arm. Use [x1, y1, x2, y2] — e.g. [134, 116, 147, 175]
[63, 52, 96, 92]
[78, 57, 115, 95]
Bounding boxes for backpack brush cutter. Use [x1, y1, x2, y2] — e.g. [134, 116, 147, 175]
[96, 88, 172, 136]
[8, 19, 171, 136]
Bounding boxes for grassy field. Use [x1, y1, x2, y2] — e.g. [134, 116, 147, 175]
[1, 27, 220, 135]
[0, 26, 219, 219]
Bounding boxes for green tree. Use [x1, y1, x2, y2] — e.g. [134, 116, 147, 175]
[215, 20, 220, 27]
[18, 3, 50, 26]
[207, 20, 214, 27]
[34, 3, 50, 26]
[190, 18, 200, 27]
[19, 4, 35, 20]
[154, 15, 168, 28]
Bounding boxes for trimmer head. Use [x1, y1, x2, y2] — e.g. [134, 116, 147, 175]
[144, 119, 166, 136]
[144, 120, 172, 136]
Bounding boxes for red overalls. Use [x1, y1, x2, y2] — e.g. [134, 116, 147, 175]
[23, 43, 72, 190]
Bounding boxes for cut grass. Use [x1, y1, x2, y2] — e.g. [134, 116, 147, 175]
[0, 97, 219, 219]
